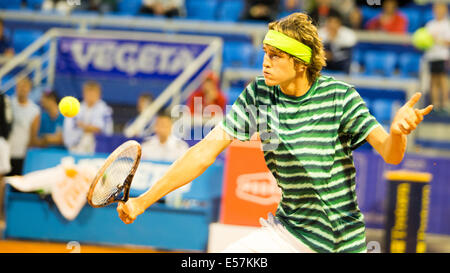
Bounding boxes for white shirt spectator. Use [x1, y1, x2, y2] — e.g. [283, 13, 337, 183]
[425, 18, 450, 62]
[143, 0, 184, 9]
[141, 134, 189, 162]
[0, 137, 10, 174]
[319, 25, 357, 62]
[0, 94, 12, 175]
[63, 99, 113, 154]
[8, 96, 40, 159]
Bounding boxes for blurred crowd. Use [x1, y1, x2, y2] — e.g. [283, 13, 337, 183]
[0, 0, 448, 176]
[13, 0, 437, 33]
[0, 70, 227, 179]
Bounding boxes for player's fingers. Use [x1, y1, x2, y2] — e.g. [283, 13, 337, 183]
[414, 109, 423, 124]
[399, 122, 411, 135]
[117, 201, 126, 215]
[405, 117, 417, 131]
[123, 217, 133, 224]
[401, 119, 411, 130]
[420, 105, 434, 116]
[406, 92, 422, 108]
[117, 202, 130, 220]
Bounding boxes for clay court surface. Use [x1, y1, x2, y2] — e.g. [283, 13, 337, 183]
[0, 239, 171, 253]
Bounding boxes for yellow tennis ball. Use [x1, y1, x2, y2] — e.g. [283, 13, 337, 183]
[58, 96, 80, 118]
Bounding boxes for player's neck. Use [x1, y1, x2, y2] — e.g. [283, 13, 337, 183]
[49, 106, 59, 119]
[158, 135, 169, 144]
[17, 96, 28, 105]
[279, 75, 311, 97]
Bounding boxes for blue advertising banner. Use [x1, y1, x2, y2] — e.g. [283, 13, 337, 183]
[53, 35, 213, 106]
[56, 36, 209, 79]
[354, 150, 450, 235]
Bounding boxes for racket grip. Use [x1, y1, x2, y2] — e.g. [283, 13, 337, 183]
[122, 184, 131, 203]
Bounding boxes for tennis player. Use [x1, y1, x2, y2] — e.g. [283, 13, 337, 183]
[117, 13, 433, 253]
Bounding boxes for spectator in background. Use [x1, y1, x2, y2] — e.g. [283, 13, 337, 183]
[319, 12, 357, 74]
[7, 77, 40, 176]
[63, 81, 113, 154]
[42, 0, 74, 14]
[347, 6, 363, 30]
[425, 2, 450, 112]
[123, 92, 155, 138]
[139, 0, 185, 18]
[283, 0, 308, 14]
[0, 92, 12, 178]
[0, 92, 12, 225]
[29, 90, 64, 148]
[365, 0, 408, 34]
[187, 72, 226, 117]
[241, 0, 280, 23]
[0, 19, 14, 58]
[308, 0, 342, 27]
[85, 0, 118, 14]
[284, 0, 300, 11]
[141, 108, 189, 162]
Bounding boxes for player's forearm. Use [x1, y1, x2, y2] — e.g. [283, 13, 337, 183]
[45, 132, 63, 146]
[382, 132, 407, 165]
[136, 143, 216, 210]
[131, 126, 233, 214]
[83, 125, 101, 133]
[367, 126, 407, 165]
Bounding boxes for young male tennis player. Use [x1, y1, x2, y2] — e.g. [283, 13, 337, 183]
[117, 13, 433, 253]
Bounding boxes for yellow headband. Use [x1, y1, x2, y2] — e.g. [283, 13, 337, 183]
[263, 30, 312, 64]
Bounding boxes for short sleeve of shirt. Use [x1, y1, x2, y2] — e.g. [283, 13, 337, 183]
[219, 80, 258, 141]
[340, 87, 380, 150]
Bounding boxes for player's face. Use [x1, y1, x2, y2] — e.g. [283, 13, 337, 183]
[16, 78, 32, 100]
[137, 97, 150, 113]
[154, 116, 172, 140]
[262, 45, 297, 86]
[202, 79, 219, 100]
[433, 3, 448, 20]
[83, 87, 101, 107]
[326, 17, 341, 34]
[40, 96, 51, 111]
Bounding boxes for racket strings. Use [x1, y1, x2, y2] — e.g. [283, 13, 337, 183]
[90, 145, 139, 206]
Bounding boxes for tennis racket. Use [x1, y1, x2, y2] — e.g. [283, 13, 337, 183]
[87, 140, 141, 208]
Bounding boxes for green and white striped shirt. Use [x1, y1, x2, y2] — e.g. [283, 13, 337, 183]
[220, 75, 380, 253]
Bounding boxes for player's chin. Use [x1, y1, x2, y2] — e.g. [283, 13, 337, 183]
[263, 76, 279, 86]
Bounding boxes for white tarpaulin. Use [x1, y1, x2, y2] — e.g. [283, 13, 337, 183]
[5, 157, 97, 221]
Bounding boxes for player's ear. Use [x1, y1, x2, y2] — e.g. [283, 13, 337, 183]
[294, 59, 307, 74]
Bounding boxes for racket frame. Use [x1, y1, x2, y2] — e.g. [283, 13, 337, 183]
[87, 140, 142, 208]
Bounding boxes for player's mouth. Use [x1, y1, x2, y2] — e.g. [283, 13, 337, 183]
[263, 71, 272, 78]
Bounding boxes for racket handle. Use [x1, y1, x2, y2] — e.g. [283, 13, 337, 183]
[122, 184, 131, 203]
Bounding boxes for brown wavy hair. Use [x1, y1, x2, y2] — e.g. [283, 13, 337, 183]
[268, 13, 326, 83]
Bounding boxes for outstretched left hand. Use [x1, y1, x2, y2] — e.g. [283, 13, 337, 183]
[390, 93, 433, 136]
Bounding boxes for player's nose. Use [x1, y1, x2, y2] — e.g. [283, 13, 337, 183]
[263, 54, 271, 68]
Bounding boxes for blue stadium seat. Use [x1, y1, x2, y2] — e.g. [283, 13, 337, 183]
[361, 6, 381, 26]
[223, 41, 254, 68]
[423, 9, 434, 26]
[226, 86, 243, 105]
[277, 11, 293, 20]
[0, 0, 22, 10]
[399, 53, 422, 78]
[350, 49, 363, 73]
[27, 0, 44, 10]
[216, 0, 243, 22]
[186, 0, 218, 20]
[400, 8, 421, 33]
[372, 99, 393, 123]
[361, 96, 373, 113]
[117, 0, 142, 15]
[252, 47, 265, 69]
[12, 29, 44, 54]
[363, 51, 397, 77]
